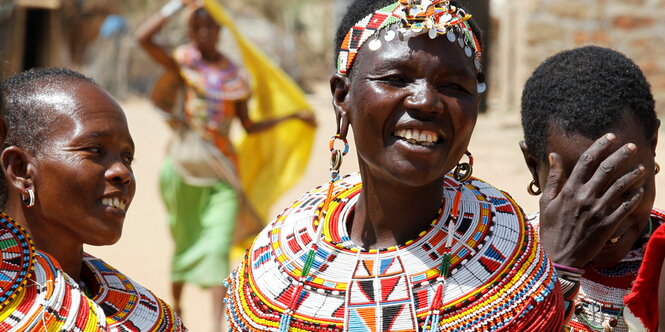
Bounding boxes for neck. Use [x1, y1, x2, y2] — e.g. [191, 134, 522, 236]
[6, 202, 84, 281]
[349, 171, 444, 250]
[198, 46, 222, 62]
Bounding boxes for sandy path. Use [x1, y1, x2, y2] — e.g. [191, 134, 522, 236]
[86, 89, 665, 331]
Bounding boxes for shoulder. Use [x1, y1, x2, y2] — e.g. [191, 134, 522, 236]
[83, 254, 186, 331]
[173, 43, 200, 65]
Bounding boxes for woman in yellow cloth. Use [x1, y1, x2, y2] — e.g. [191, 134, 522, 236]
[136, 0, 316, 330]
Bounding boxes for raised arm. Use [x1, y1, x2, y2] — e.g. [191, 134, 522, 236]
[135, 0, 188, 72]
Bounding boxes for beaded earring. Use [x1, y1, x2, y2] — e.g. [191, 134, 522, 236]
[527, 180, 541, 196]
[277, 134, 349, 332]
[423, 151, 474, 332]
[22, 188, 35, 208]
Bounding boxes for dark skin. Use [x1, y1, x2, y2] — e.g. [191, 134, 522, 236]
[520, 114, 659, 268]
[330, 27, 479, 249]
[136, 4, 313, 330]
[135, 2, 315, 131]
[1, 80, 136, 282]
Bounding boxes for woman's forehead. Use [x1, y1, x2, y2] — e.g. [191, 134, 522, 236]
[352, 32, 476, 75]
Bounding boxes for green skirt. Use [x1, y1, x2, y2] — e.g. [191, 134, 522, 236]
[159, 157, 238, 287]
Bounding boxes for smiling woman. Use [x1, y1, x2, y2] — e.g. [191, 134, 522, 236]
[224, 0, 564, 331]
[0, 68, 185, 331]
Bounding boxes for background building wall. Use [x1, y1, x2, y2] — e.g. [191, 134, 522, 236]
[490, 0, 665, 114]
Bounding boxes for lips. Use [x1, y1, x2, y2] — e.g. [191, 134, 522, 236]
[394, 128, 440, 146]
[100, 197, 128, 212]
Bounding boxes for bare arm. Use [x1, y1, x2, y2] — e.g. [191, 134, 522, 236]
[134, 1, 185, 72]
[236, 99, 316, 134]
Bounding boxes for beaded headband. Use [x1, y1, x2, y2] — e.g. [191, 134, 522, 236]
[337, 0, 485, 92]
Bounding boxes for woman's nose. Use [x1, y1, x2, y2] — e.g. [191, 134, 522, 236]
[106, 159, 133, 185]
[403, 81, 443, 114]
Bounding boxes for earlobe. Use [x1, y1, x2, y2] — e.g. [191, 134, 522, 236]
[330, 74, 351, 139]
[519, 140, 541, 187]
[1, 147, 35, 193]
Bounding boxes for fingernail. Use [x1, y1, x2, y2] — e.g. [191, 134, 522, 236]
[548, 153, 554, 164]
[639, 165, 646, 173]
[606, 133, 616, 141]
[627, 143, 637, 151]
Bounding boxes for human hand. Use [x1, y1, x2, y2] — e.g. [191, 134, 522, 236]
[538, 133, 647, 268]
[181, 0, 200, 9]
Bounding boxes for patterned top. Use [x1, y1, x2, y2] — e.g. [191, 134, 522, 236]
[174, 43, 250, 160]
[0, 213, 186, 331]
[82, 254, 186, 331]
[529, 209, 665, 332]
[226, 173, 564, 331]
[1, 212, 108, 331]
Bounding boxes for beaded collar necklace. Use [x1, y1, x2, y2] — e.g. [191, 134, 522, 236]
[573, 217, 657, 331]
[277, 152, 474, 331]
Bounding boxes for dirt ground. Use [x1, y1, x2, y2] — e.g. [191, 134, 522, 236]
[85, 87, 665, 332]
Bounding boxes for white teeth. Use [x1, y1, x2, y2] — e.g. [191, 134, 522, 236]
[101, 197, 126, 211]
[609, 236, 620, 244]
[394, 129, 439, 146]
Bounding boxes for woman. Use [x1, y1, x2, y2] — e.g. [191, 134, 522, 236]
[519, 46, 662, 331]
[226, 0, 564, 331]
[0, 68, 185, 331]
[136, 2, 314, 329]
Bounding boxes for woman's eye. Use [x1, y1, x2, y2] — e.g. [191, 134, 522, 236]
[438, 83, 470, 94]
[123, 154, 135, 166]
[380, 75, 407, 86]
[87, 147, 103, 154]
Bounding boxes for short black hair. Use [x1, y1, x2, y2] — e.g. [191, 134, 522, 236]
[334, 0, 483, 72]
[521, 46, 658, 160]
[0, 67, 97, 207]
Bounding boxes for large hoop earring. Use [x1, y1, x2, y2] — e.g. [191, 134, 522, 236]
[656, 162, 660, 175]
[527, 180, 541, 196]
[22, 188, 35, 208]
[453, 151, 474, 182]
[329, 134, 349, 182]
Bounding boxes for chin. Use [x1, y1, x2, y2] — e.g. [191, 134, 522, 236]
[86, 229, 123, 246]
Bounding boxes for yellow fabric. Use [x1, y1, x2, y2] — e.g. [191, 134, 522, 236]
[203, 0, 315, 240]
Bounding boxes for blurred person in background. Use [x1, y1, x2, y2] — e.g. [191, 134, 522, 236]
[136, 0, 315, 330]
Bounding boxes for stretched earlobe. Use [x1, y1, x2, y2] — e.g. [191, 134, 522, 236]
[1, 146, 36, 198]
[330, 74, 351, 140]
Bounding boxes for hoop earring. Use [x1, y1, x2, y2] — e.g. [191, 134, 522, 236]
[453, 151, 474, 182]
[527, 180, 541, 196]
[656, 162, 660, 175]
[22, 188, 35, 208]
[328, 134, 349, 182]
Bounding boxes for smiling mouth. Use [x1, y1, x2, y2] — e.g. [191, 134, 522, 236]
[101, 197, 127, 212]
[394, 129, 440, 147]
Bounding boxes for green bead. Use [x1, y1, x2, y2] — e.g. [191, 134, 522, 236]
[301, 250, 317, 276]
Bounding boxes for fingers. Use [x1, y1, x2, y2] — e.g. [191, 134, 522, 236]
[585, 142, 639, 194]
[567, 133, 617, 186]
[601, 186, 644, 238]
[596, 164, 646, 224]
[540, 152, 564, 204]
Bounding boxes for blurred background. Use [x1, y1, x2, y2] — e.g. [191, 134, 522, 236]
[2, 0, 665, 330]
